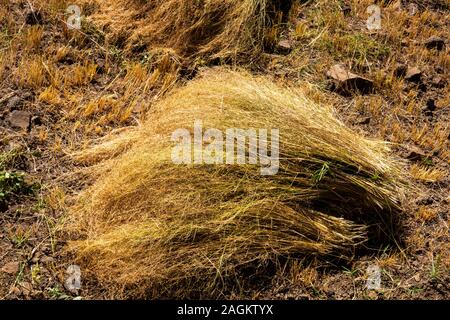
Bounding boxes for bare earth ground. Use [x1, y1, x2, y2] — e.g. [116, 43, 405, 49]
[0, 0, 448, 299]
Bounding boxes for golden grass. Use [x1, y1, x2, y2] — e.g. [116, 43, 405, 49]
[89, 0, 285, 61]
[39, 86, 61, 105]
[66, 69, 405, 298]
[67, 61, 97, 86]
[15, 57, 47, 89]
[24, 25, 44, 51]
[410, 164, 447, 183]
[416, 206, 438, 222]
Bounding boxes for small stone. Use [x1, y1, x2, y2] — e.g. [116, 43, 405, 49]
[19, 282, 33, 296]
[406, 147, 426, 161]
[40, 256, 55, 264]
[7, 110, 31, 130]
[327, 64, 373, 95]
[1, 261, 19, 274]
[367, 291, 378, 299]
[424, 36, 446, 51]
[431, 76, 445, 88]
[277, 40, 293, 54]
[404, 67, 421, 82]
[7, 96, 22, 109]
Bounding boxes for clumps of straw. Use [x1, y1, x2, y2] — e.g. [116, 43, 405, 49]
[87, 0, 286, 61]
[66, 69, 405, 298]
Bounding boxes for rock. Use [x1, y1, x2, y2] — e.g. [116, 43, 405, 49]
[406, 147, 426, 161]
[1, 261, 19, 274]
[22, 92, 33, 100]
[277, 40, 293, 54]
[431, 76, 445, 88]
[424, 36, 445, 51]
[7, 96, 22, 109]
[327, 64, 373, 95]
[25, 9, 43, 25]
[7, 110, 31, 130]
[40, 256, 55, 264]
[19, 282, 33, 296]
[404, 67, 421, 82]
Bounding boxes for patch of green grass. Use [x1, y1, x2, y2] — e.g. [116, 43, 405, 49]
[0, 25, 14, 50]
[312, 162, 330, 184]
[47, 286, 80, 300]
[408, 287, 424, 295]
[316, 33, 391, 67]
[0, 150, 40, 210]
[421, 157, 433, 167]
[370, 171, 381, 181]
[13, 261, 26, 286]
[0, 150, 25, 170]
[47, 286, 66, 299]
[9, 228, 31, 248]
[342, 266, 361, 277]
[430, 254, 441, 280]
[0, 171, 35, 211]
[81, 18, 105, 45]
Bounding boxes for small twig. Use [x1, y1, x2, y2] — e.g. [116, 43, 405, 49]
[307, 27, 327, 47]
[0, 92, 16, 105]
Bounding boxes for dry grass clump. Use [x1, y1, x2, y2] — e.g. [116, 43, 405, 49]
[88, 0, 285, 61]
[66, 69, 405, 298]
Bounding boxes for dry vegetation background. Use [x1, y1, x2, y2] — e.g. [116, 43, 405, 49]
[0, 0, 448, 299]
